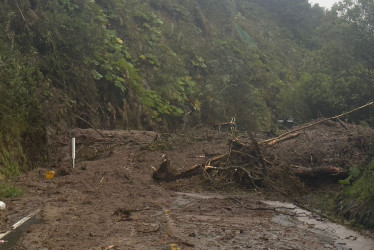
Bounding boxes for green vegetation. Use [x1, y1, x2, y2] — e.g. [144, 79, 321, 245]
[0, 182, 23, 199]
[0, 28, 44, 181]
[336, 160, 374, 229]
[0, 0, 374, 227]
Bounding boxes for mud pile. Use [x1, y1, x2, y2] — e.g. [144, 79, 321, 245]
[153, 120, 374, 195]
[267, 120, 374, 176]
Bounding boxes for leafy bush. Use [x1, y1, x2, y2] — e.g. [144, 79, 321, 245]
[335, 160, 374, 229]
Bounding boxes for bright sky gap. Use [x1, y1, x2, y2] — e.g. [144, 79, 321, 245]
[310, 0, 339, 9]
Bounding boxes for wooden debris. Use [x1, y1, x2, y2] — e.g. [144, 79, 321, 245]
[152, 103, 373, 189]
[104, 245, 116, 250]
[152, 154, 230, 181]
[260, 101, 373, 145]
[290, 165, 347, 177]
[74, 114, 106, 138]
[337, 119, 349, 129]
[152, 159, 179, 181]
[267, 132, 301, 146]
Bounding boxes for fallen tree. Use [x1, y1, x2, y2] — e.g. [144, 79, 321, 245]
[152, 102, 374, 189]
[260, 101, 373, 145]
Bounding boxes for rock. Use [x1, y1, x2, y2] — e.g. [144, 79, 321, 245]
[0, 201, 6, 210]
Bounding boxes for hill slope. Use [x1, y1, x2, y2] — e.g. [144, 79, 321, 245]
[1, 0, 374, 185]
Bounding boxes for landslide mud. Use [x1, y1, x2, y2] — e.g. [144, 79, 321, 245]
[0, 126, 373, 249]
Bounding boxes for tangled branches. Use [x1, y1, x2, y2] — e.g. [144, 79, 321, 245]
[152, 136, 274, 189]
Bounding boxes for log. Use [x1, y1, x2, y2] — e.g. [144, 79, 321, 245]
[267, 132, 301, 146]
[174, 164, 204, 179]
[206, 153, 229, 166]
[260, 101, 374, 145]
[152, 153, 230, 181]
[290, 165, 348, 177]
[337, 119, 349, 129]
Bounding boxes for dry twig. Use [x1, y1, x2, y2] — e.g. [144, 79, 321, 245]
[74, 114, 106, 138]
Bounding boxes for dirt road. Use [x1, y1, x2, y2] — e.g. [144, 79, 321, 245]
[1, 128, 373, 249]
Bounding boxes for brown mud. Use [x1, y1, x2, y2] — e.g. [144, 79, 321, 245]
[0, 123, 374, 249]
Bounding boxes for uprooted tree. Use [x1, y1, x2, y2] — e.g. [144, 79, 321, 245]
[152, 103, 374, 191]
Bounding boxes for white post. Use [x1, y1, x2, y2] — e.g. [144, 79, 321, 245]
[72, 138, 76, 168]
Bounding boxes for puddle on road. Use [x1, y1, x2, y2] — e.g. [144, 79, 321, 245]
[164, 193, 374, 250]
[264, 200, 374, 250]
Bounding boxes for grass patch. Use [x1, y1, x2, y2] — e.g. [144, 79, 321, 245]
[0, 147, 22, 178]
[0, 139, 25, 199]
[0, 182, 23, 198]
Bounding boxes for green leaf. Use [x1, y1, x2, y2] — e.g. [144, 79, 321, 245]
[114, 79, 126, 92]
[339, 175, 352, 185]
[91, 70, 103, 80]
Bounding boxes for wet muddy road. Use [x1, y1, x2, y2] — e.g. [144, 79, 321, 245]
[0, 129, 373, 249]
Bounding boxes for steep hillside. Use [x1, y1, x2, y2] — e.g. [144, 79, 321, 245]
[1, 0, 374, 183]
[0, 0, 317, 177]
[1, 0, 324, 131]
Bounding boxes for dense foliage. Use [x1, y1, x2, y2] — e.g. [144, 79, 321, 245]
[336, 158, 374, 229]
[2, 0, 372, 132]
[0, 0, 374, 226]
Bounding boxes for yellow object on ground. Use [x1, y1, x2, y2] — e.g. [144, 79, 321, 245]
[46, 171, 55, 180]
[170, 244, 181, 250]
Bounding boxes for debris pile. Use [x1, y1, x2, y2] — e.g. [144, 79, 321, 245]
[153, 118, 374, 191]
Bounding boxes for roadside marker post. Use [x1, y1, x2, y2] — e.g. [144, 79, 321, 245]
[72, 138, 76, 168]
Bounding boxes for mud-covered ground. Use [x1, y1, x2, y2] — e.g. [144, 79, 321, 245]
[1, 126, 374, 249]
